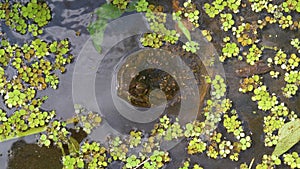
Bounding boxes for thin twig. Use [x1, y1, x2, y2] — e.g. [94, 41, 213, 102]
[134, 157, 151, 169]
[249, 158, 255, 169]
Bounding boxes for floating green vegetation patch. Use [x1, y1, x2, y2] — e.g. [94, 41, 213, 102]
[0, 35, 73, 141]
[0, 0, 51, 36]
[53, 0, 300, 168]
[0, 0, 74, 143]
[55, 75, 253, 168]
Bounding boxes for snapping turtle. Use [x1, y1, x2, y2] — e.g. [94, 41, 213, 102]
[115, 43, 210, 115]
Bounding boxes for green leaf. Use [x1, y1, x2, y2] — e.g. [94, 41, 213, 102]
[272, 119, 300, 157]
[88, 3, 124, 53]
[95, 3, 123, 20]
[68, 136, 80, 154]
[177, 20, 191, 41]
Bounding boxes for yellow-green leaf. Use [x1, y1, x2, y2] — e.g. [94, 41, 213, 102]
[68, 136, 80, 155]
[177, 20, 191, 41]
[272, 119, 300, 157]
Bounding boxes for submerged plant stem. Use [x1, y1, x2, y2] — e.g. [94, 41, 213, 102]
[0, 117, 79, 143]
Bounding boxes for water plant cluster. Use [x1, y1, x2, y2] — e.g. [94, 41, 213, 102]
[37, 106, 100, 161]
[59, 119, 171, 169]
[239, 75, 262, 93]
[283, 70, 300, 98]
[84, 0, 300, 167]
[220, 13, 235, 32]
[291, 38, 300, 53]
[233, 23, 259, 47]
[245, 44, 262, 65]
[0, 0, 51, 36]
[0, 1, 77, 164]
[0, 33, 73, 142]
[238, 71, 300, 168]
[178, 160, 203, 169]
[204, 0, 241, 18]
[47, 74, 253, 168]
[201, 0, 300, 167]
[220, 40, 239, 62]
[181, 0, 200, 28]
[283, 152, 300, 169]
[267, 48, 300, 98]
[88, 0, 202, 53]
[139, 4, 184, 50]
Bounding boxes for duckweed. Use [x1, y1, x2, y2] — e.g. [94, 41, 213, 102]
[252, 85, 278, 111]
[220, 13, 235, 31]
[245, 44, 262, 65]
[220, 42, 239, 62]
[283, 152, 300, 169]
[0, 0, 51, 36]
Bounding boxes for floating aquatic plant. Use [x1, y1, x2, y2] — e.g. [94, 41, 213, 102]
[239, 75, 262, 93]
[291, 38, 300, 53]
[179, 159, 203, 169]
[184, 121, 205, 138]
[220, 42, 239, 62]
[124, 154, 141, 169]
[278, 15, 293, 29]
[204, 0, 241, 18]
[223, 110, 242, 138]
[220, 13, 235, 31]
[201, 30, 213, 42]
[128, 130, 143, 148]
[187, 137, 207, 154]
[0, 0, 51, 36]
[251, 85, 278, 111]
[282, 83, 298, 98]
[245, 44, 262, 65]
[109, 136, 129, 161]
[233, 22, 258, 46]
[182, 0, 200, 28]
[135, 0, 149, 12]
[140, 33, 164, 48]
[255, 154, 282, 169]
[151, 115, 184, 141]
[73, 104, 102, 134]
[282, 70, 300, 98]
[283, 152, 300, 169]
[62, 141, 109, 169]
[183, 41, 200, 53]
[143, 150, 170, 169]
[248, 0, 271, 13]
[111, 0, 130, 10]
[287, 53, 300, 70]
